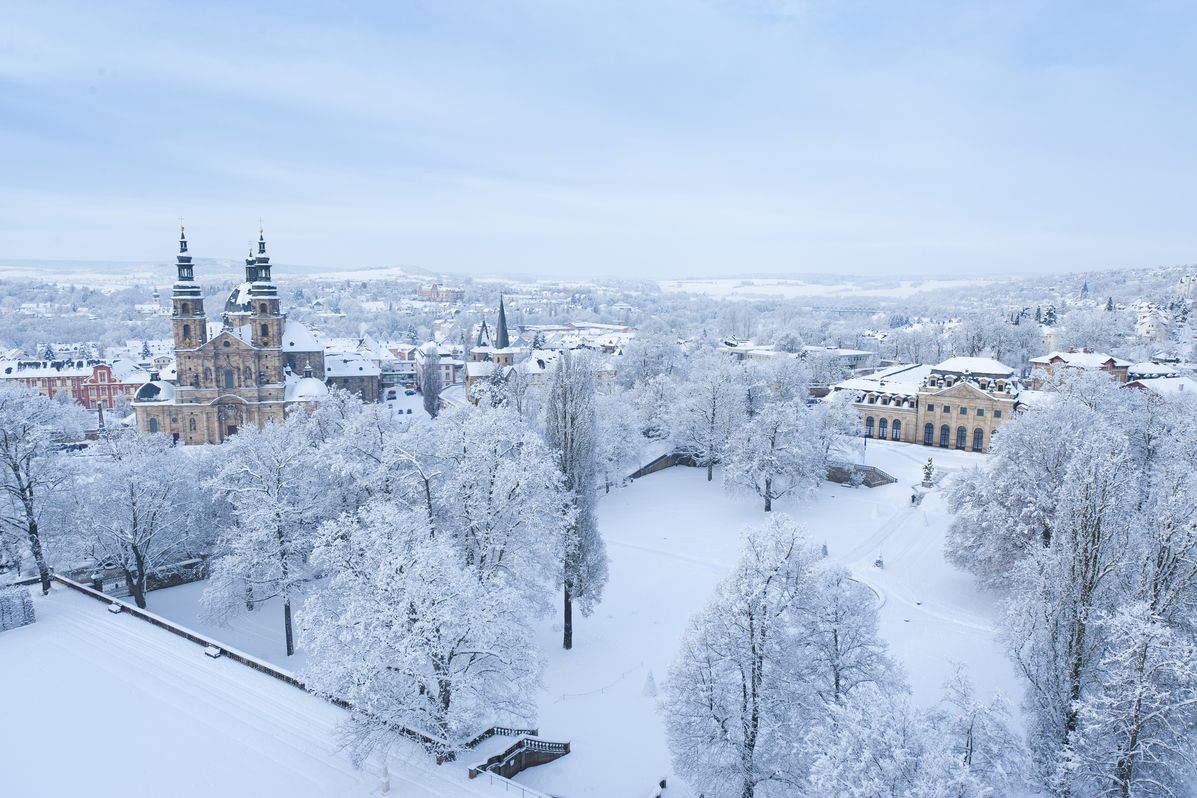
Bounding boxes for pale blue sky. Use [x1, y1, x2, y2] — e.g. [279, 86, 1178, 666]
[1, 1, 1194, 278]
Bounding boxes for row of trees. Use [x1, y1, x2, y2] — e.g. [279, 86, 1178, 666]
[947, 372, 1197, 796]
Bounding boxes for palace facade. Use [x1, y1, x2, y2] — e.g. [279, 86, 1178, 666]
[834, 357, 1021, 453]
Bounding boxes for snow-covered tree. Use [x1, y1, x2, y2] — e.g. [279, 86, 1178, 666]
[69, 432, 194, 608]
[421, 343, 441, 418]
[663, 515, 823, 798]
[544, 349, 608, 649]
[1065, 604, 1197, 797]
[806, 684, 987, 797]
[594, 387, 642, 492]
[202, 413, 322, 656]
[723, 401, 824, 511]
[435, 404, 571, 609]
[674, 351, 745, 481]
[0, 383, 84, 594]
[302, 500, 539, 760]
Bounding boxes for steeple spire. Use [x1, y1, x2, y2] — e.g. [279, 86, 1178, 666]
[495, 295, 510, 349]
[174, 222, 194, 283]
[253, 221, 273, 284]
[244, 244, 258, 283]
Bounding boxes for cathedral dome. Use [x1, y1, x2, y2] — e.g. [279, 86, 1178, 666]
[223, 282, 255, 316]
[286, 375, 329, 402]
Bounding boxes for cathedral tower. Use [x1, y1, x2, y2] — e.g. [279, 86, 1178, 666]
[248, 227, 285, 383]
[171, 225, 206, 350]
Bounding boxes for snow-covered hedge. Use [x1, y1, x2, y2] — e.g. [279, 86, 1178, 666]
[0, 585, 35, 632]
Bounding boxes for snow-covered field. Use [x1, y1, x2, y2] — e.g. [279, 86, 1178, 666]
[134, 440, 1017, 797]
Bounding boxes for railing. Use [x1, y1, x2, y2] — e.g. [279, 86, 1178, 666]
[470, 771, 555, 798]
[468, 736, 571, 780]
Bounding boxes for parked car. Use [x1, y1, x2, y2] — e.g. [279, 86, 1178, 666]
[385, 389, 397, 399]
[404, 389, 416, 396]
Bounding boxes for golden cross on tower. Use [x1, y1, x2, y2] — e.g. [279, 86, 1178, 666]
[178, 216, 185, 233]
[258, 216, 264, 235]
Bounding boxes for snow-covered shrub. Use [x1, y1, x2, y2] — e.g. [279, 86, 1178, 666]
[0, 585, 35, 632]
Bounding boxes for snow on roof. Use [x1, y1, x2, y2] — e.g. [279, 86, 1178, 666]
[932, 357, 1014, 376]
[1030, 351, 1131, 369]
[1127, 362, 1178, 378]
[109, 357, 150, 383]
[283, 320, 322, 352]
[834, 364, 932, 397]
[134, 380, 176, 403]
[1127, 376, 1197, 396]
[466, 361, 496, 378]
[284, 375, 330, 402]
[0, 359, 96, 378]
[323, 354, 381, 378]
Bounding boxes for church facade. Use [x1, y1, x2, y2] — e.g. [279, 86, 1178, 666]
[134, 228, 323, 444]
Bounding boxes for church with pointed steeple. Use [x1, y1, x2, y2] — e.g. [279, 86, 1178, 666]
[133, 225, 326, 444]
[464, 295, 521, 400]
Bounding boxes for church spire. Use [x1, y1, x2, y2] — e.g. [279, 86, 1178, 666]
[175, 222, 194, 283]
[244, 244, 258, 283]
[495, 295, 510, 349]
[253, 221, 273, 284]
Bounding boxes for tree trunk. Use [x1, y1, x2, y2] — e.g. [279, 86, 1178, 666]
[764, 477, 772, 512]
[707, 460, 714, 482]
[124, 570, 147, 609]
[283, 596, 295, 656]
[563, 579, 573, 650]
[27, 520, 51, 595]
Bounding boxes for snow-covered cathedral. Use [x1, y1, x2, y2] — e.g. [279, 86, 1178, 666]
[133, 227, 326, 444]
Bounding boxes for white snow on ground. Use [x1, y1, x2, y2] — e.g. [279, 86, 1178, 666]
[0, 588, 526, 798]
[112, 440, 1017, 796]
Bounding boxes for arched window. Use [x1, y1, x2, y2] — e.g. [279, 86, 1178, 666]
[259, 303, 268, 315]
[956, 426, 966, 449]
[973, 428, 984, 451]
[224, 369, 235, 389]
[148, 417, 158, 433]
[892, 419, 901, 441]
[260, 323, 269, 340]
[865, 416, 875, 438]
[940, 424, 950, 448]
[878, 418, 888, 439]
[180, 302, 190, 316]
[923, 423, 934, 446]
[189, 417, 197, 433]
[181, 323, 191, 341]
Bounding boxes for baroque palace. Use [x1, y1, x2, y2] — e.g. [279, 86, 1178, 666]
[133, 227, 326, 444]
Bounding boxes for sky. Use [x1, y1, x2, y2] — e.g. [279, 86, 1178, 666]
[1, 1, 1195, 280]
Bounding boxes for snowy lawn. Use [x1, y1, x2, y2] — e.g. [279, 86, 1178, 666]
[0, 587, 510, 798]
[138, 440, 1019, 797]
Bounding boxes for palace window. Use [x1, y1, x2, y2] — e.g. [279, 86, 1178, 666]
[939, 424, 950, 448]
[224, 369, 235, 389]
[959, 406, 968, 414]
[926, 404, 935, 412]
[924, 423, 934, 445]
[865, 416, 875, 437]
[976, 408, 985, 416]
[942, 405, 951, 413]
[994, 410, 1002, 418]
[892, 420, 901, 441]
[973, 428, 984, 451]
[878, 418, 888, 439]
[956, 426, 966, 449]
